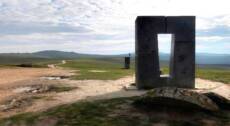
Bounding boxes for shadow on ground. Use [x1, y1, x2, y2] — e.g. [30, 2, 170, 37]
[0, 87, 229, 126]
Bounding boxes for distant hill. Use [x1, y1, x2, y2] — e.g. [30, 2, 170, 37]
[0, 53, 51, 65]
[33, 50, 88, 59]
[0, 50, 229, 66]
[128, 52, 230, 65]
[33, 50, 118, 59]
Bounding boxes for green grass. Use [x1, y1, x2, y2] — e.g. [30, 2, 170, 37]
[0, 98, 134, 126]
[0, 97, 229, 126]
[0, 56, 61, 68]
[196, 68, 230, 84]
[60, 59, 134, 80]
[161, 67, 230, 84]
[61, 59, 229, 83]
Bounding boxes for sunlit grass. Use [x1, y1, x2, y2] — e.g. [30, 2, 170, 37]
[60, 59, 134, 80]
[61, 59, 229, 84]
[161, 67, 230, 84]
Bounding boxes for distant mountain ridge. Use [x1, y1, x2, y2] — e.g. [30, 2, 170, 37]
[126, 52, 230, 65]
[0, 50, 229, 65]
[33, 50, 88, 59]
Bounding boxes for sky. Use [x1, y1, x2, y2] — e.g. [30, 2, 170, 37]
[0, 0, 229, 54]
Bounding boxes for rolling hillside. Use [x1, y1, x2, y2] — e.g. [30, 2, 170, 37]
[0, 50, 229, 67]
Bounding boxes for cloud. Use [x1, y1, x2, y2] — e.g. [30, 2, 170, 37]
[0, 0, 229, 54]
[0, 22, 92, 35]
[0, 32, 134, 54]
[196, 36, 229, 42]
[197, 25, 230, 37]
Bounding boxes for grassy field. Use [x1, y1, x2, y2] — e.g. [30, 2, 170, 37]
[161, 67, 230, 84]
[0, 55, 228, 83]
[0, 60, 62, 68]
[60, 59, 134, 80]
[1, 97, 229, 126]
[0, 55, 61, 68]
[196, 68, 230, 84]
[0, 58, 229, 125]
[60, 58, 230, 84]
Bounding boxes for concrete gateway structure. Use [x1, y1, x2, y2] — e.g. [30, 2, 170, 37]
[135, 16, 195, 89]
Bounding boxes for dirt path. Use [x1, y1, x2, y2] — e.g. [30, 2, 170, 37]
[0, 67, 229, 118]
[196, 78, 230, 99]
[27, 76, 229, 113]
[0, 67, 74, 102]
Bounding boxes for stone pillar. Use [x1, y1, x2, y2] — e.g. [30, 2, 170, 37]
[135, 16, 165, 89]
[124, 57, 130, 69]
[135, 16, 195, 89]
[167, 16, 195, 88]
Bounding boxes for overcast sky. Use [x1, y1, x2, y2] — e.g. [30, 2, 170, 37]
[0, 0, 229, 54]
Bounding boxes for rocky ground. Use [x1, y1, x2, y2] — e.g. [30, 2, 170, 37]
[0, 67, 229, 118]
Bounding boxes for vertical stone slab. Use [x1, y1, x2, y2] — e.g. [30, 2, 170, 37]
[135, 16, 195, 89]
[167, 16, 195, 88]
[135, 16, 165, 89]
[124, 57, 130, 69]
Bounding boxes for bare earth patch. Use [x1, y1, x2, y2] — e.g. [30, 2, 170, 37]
[0, 68, 74, 101]
[88, 70, 108, 73]
[196, 78, 230, 99]
[0, 67, 229, 118]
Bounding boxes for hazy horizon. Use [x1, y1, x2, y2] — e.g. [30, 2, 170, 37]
[0, 0, 229, 55]
[0, 49, 230, 55]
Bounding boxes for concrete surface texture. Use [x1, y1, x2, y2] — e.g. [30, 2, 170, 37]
[135, 16, 195, 89]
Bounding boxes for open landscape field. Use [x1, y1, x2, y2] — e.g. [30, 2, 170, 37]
[1, 0, 230, 125]
[60, 58, 230, 84]
[0, 58, 229, 126]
